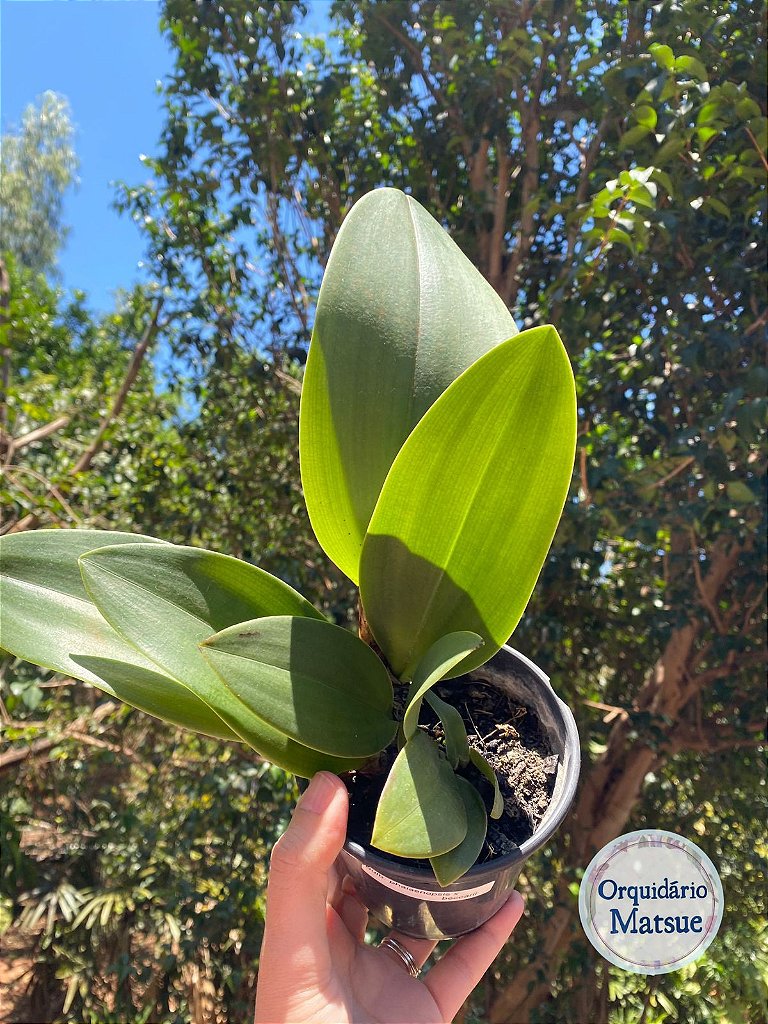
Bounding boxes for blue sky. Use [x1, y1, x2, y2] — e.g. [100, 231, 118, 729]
[1, 0, 334, 311]
[2, 0, 172, 310]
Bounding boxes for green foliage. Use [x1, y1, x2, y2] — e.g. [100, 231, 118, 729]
[402, 632, 483, 744]
[4, 188, 573, 870]
[5, 716, 295, 1023]
[123, 353, 357, 623]
[0, 530, 242, 739]
[200, 615, 396, 758]
[360, 325, 577, 679]
[0, 258, 175, 534]
[2, 0, 765, 1020]
[372, 729, 467, 858]
[0, 92, 78, 274]
[429, 776, 488, 886]
[300, 187, 516, 581]
[77, 541, 365, 776]
[468, 747, 504, 821]
[424, 690, 471, 771]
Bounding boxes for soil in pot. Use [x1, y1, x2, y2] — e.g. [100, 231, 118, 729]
[343, 677, 559, 869]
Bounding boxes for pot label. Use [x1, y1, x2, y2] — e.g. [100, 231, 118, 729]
[360, 863, 495, 902]
[578, 829, 723, 975]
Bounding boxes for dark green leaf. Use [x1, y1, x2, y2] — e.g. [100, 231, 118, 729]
[0, 531, 238, 739]
[675, 54, 708, 81]
[371, 730, 467, 858]
[469, 747, 504, 819]
[79, 543, 361, 774]
[425, 691, 470, 769]
[619, 125, 652, 151]
[200, 615, 395, 757]
[430, 777, 487, 885]
[403, 632, 483, 740]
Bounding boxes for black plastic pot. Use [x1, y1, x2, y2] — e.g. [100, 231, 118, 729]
[336, 644, 581, 940]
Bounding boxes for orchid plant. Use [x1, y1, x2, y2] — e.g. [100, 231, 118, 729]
[0, 188, 576, 884]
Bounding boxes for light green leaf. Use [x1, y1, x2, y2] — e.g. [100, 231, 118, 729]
[633, 104, 658, 129]
[605, 227, 636, 252]
[199, 616, 395, 758]
[696, 99, 724, 127]
[0, 530, 236, 739]
[703, 196, 731, 219]
[469, 747, 504, 819]
[628, 183, 656, 209]
[425, 691, 470, 768]
[650, 168, 675, 196]
[372, 730, 467, 858]
[403, 632, 483, 741]
[360, 325, 577, 680]
[649, 43, 674, 70]
[675, 54, 708, 82]
[735, 97, 762, 120]
[697, 126, 721, 149]
[299, 187, 517, 583]
[430, 777, 487, 885]
[79, 543, 359, 775]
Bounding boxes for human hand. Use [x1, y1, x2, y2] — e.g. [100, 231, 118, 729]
[254, 772, 525, 1023]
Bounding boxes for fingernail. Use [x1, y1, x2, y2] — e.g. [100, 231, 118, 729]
[299, 772, 336, 814]
[341, 874, 358, 896]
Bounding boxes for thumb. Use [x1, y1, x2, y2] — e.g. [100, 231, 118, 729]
[263, 772, 349, 957]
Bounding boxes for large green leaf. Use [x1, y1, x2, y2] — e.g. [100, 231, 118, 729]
[199, 615, 395, 758]
[299, 187, 517, 583]
[429, 777, 488, 886]
[0, 530, 236, 739]
[79, 543, 361, 775]
[371, 729, 467, 858]
[402, 631, 483, 741]
[360, 325, 577, 679]
[72, 656, 240, 739]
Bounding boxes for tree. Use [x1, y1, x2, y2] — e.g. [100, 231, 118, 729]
[0, 93, 79, 497]
[0, 92, 78, 275]
[2, 3, 765, 1020]
[0, 78, 352, 1024]
[121, 1, 766, 1020]
[0, 259, 170, 537]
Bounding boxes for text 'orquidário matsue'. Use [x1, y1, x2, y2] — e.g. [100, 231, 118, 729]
[597, 877, 711, 936]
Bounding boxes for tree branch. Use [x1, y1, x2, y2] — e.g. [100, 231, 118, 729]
[488, 148, 512, 291]
[643, 455, 695, 491]
[0, 700, 119, 773]
[667, 716, 765, 754]
[690, 529, 726, 633]
[5, 415, 72, 460]
[745, 125, 768, 172]
[71, 299, 164, 475]
[501, 54, 546, 306]
[6, 299, 164, 534]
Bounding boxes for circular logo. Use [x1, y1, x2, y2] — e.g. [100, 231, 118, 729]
[578, 830, 723, 975]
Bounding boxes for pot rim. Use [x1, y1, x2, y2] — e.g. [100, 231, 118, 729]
[342, 643, 581, 884]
